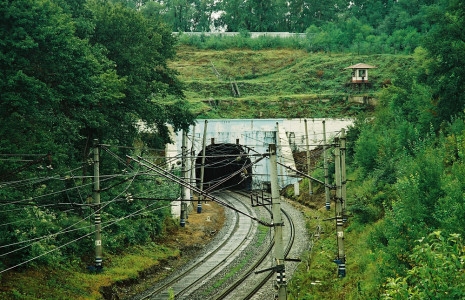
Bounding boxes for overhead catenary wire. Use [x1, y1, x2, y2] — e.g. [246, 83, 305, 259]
[0, 168, 150, 207]
[0, 194, 170, 253]
[0, 166, 142, 248]
[0, 203, 170, 274]
[0, 168, 169, 260]
[128, 155, 273, 227]
[0, 121, 348, 273]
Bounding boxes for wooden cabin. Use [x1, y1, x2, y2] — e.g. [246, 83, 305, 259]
[345, 63, 376, 84]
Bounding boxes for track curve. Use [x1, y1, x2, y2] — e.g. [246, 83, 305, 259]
[133, 190, 308, 300]
[134, 191, 258, 300]
[214, 192, 296, 300]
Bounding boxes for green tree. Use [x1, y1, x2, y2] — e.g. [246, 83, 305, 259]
[383, 231, 465, 299]
[245, 0, 279, 31]
[420, 0, 465, 126]
[160, 0, 198, 32]
[218, 0, 254, 31]
[190, 0, 217, 32]
[0, 0, 124, 266]
[0, 0, 124, 169]
[87, 0, 194, 149]
[0, 0, 194, 270]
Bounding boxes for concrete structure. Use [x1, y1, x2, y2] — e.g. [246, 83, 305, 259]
[168, 119, 352, 214]
[168, 118, 352, 217]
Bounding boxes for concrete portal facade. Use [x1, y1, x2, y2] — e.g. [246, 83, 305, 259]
[168, 118, 352, 199]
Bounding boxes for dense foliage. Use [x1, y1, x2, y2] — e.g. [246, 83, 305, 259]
[340, 0, 465, 297]
[122, 0, 441, 54]
[0, 0, 194, 274]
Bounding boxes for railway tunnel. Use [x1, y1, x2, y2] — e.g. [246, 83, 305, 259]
[195, 143, 252, 191]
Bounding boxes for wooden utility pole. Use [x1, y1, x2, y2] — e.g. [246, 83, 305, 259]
[334, 136, 346, 277]
[323, 121, 331, 210]
[270, 143, 287, 299]
[180, 130, 187, 227]
[92, 139, 102, 271]
[304, 119, 312, 195]
[199, 120, 208, 211]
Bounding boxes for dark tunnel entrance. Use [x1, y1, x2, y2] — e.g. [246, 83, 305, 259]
[195, 143, 252, 191]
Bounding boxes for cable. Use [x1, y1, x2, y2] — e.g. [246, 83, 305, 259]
[0, 201, 170, 274]
[0, 166, 143, 249]
[0, 231, 94, 274]
[0, 169, 147, 207]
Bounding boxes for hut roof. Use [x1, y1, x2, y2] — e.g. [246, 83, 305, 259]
[344, 63, 377, 69]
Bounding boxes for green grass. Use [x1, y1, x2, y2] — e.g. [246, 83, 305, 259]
[210, 252, 254, 291]
[0, 244, 179, 300]
[284, 178, 389, 299]
[172, 46, 413, 119]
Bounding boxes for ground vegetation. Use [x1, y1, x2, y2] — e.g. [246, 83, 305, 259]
[2, 0, 465, 299]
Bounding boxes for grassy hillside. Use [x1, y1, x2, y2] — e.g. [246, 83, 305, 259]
[171, 46, 415, 118]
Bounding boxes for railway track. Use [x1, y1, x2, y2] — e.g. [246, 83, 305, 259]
[134, 190, 297, 300]
[134, 191, 258, 300]
[213, 191, 296, 300]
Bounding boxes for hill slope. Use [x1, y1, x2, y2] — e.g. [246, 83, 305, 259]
[170, 46, 414, 118]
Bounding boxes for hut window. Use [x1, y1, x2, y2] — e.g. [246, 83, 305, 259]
[358, 69, 366, 77]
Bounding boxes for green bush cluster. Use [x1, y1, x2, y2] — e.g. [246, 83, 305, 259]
[177, 33, 306, 51]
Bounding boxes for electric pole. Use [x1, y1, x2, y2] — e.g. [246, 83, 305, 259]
[270, 143, 287, 299]
[304, 119, 312, 195]
[199, 120, 208, 212]
[323, 120, 331, 210]
[334, 136, 346, 277]
[93, 139, 102, 272]
[276, 122, 283, 187]
[190, 124, 197, 211]
[180, 130, 187, 227]
[340, 129, 347, 222]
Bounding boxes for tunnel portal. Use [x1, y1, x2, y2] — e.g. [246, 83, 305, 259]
[195, 143, 252, 191]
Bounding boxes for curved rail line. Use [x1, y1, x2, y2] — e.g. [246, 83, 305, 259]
[213, 191, 296, 300]
[135, 192, 258, 300]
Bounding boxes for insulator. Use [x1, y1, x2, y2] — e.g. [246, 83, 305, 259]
[338, 263, 346, 277]
[276, 269, 286, 284]
[126, 193, 133, 203]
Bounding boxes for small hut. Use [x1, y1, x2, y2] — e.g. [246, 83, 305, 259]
[345, 63, 376, 84]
